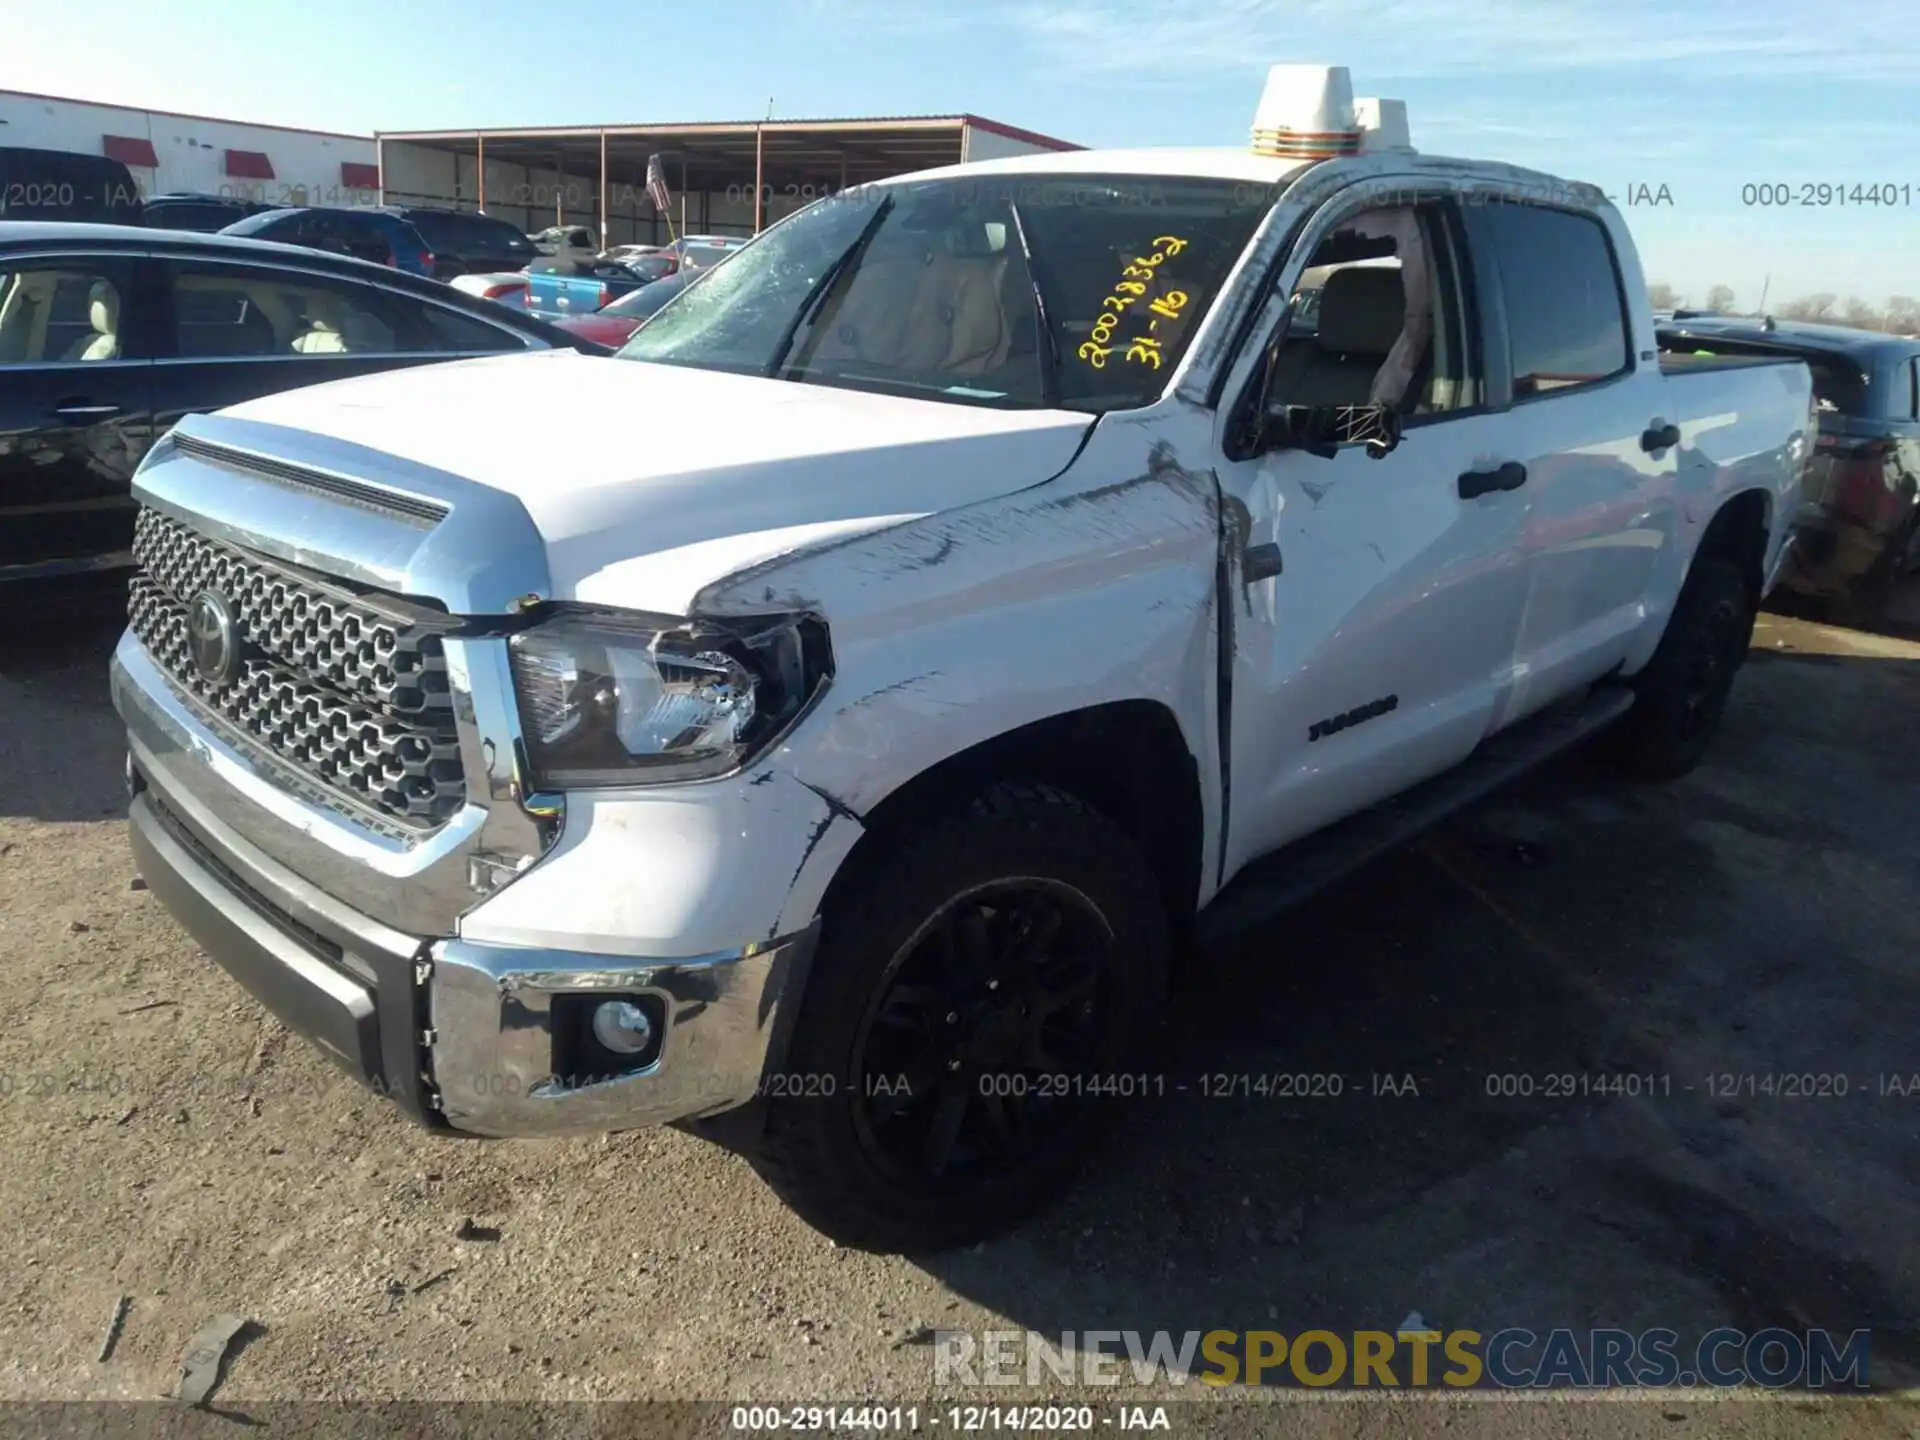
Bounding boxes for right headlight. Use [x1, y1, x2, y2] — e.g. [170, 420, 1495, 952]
[507, 607, 831, 788]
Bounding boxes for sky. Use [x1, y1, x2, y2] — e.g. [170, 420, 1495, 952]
[3, 0, 1916, 307]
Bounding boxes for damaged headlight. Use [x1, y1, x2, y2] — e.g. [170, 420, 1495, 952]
[508, 609, 831, 788]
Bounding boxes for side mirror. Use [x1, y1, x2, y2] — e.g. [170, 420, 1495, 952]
[1263, 401, 1403, 460]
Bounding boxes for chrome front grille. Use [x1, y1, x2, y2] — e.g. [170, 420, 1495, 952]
[128, 508, 467, 831]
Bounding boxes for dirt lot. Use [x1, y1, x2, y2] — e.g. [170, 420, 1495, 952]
[2, 592, 1918, 1434]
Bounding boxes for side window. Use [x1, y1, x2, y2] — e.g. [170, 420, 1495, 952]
[0, 257, 140, 365]
[162, 260, 415, 358]
[1477, 203, 1629, 396]
[415, 301, 526, 353]
[1261, 201, 1474, 420]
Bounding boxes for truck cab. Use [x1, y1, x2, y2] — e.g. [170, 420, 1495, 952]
[111, 67, 1812, 1253]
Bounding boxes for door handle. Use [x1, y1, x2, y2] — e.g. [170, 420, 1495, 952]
[1640, 420, 1681, 452]
[1243, 541, 1283, 583]
[1458, 461, 1527, 499]
[52, 401, 121, 421]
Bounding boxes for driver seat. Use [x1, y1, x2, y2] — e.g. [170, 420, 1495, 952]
[1268, 266, 1407, 409]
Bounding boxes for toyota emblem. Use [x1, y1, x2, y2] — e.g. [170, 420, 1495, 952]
[186, 590, 244, 686]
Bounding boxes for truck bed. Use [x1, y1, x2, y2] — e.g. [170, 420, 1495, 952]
[1657, 351, 1807, 375]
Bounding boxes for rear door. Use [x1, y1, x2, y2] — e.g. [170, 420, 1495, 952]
[148, 253, 540, 428]
[0, 251, 155, 594]
[1463, 200, 1677, 722]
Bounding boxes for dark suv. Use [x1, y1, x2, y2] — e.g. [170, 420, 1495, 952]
[377, 206, 538, 279]
[144, 192, 272, 232]
[1660, 316, 1920, 623]
[218, 207, 435, 276]
[0, 147, 143, 224]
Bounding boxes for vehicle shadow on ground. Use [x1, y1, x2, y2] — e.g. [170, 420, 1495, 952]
[0, 612, 132, 823]
[916, 631, 1920, 1389]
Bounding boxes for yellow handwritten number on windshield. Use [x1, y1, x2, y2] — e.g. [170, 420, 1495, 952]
[1082, 233, 1191, 369]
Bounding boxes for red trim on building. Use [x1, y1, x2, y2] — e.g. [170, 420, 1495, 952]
[960, 114, 1083, 152]
[341, 161, 380, 190]
[224, 149, 276, 180]
[102, 134, 160, 168]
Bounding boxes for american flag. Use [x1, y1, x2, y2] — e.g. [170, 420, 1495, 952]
[645, 154, 673, 215]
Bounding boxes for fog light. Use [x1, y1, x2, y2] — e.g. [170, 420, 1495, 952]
[590, 1000, 655, 1056]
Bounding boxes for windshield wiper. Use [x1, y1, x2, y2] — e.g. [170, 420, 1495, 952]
[765, 195, 894, 380]
[1004, 203, 1061, 407]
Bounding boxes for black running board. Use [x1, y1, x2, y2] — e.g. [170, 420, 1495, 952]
[1194, 684, 1637, 947]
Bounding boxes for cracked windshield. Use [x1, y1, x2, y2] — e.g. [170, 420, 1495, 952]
[616, 175, 1270, 411]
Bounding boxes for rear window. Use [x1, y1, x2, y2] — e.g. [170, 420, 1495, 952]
[680, 243, 737, 269]
[221, 209, 297, 237]
[147, 200, 247, 232]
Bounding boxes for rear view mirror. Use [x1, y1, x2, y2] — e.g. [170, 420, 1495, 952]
[1265, 402, 1402, 459]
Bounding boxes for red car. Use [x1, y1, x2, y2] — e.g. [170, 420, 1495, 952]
[550, 266, 704, 346]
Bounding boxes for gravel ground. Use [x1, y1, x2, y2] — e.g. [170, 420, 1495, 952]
[1, 593, 1918, 1437]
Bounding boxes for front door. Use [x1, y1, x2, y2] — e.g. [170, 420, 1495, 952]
[0, 252, 153, 598]
[1211, 195, 1533, 881]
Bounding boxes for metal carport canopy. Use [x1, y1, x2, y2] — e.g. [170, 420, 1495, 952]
[375, 114, 1081, 225]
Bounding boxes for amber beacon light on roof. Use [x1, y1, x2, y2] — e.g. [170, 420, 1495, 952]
[1251, 64, 1414, 159]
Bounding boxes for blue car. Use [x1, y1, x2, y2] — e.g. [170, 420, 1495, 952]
[219, 207, 436, 277]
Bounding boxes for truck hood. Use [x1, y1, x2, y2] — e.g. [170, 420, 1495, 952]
[211, 349, 1094, 613]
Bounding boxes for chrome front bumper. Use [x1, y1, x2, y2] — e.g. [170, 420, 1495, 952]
[116, 638, 817, 1137]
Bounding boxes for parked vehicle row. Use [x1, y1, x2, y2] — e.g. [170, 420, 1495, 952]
[99, 64, 1819, 1256]
[0, 223, 607, 615]
[524, 233, 749, 317]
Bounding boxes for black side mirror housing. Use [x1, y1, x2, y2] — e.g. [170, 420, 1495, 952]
[1263, 402, 1404, 460]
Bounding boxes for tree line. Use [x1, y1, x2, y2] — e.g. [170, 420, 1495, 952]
[1647, 283, 1919, 334]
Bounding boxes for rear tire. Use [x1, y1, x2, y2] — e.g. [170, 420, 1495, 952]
[1608, 557, 1753, 781]
[748, 783, 1169, 1253]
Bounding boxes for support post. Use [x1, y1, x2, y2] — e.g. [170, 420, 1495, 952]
[599, 129, 609, 251]
[753, 124, 765, 235]
[375, 135, 385, 204]
[476, 135, 485, 212]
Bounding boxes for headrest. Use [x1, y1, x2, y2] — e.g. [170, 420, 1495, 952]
[89, 280, 120, 333]
[1314, 265, 1405, 355]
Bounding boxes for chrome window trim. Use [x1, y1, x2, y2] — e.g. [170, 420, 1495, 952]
[0, 357, 154, 371]
[143, 349, 528, 367]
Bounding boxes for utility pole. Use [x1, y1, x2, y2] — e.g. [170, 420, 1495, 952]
[1757, 274, 1771, 315]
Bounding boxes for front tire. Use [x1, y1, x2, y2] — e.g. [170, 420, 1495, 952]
[749, 783, 1169, 1252]
[1609, 556, 1753, 781]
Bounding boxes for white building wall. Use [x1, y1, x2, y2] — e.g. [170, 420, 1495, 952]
[962, 122, 1074, 164]
[0, 90, 375, 204]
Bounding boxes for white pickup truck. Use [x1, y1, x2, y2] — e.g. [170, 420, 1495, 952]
[113, 97, 1815, 1252]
